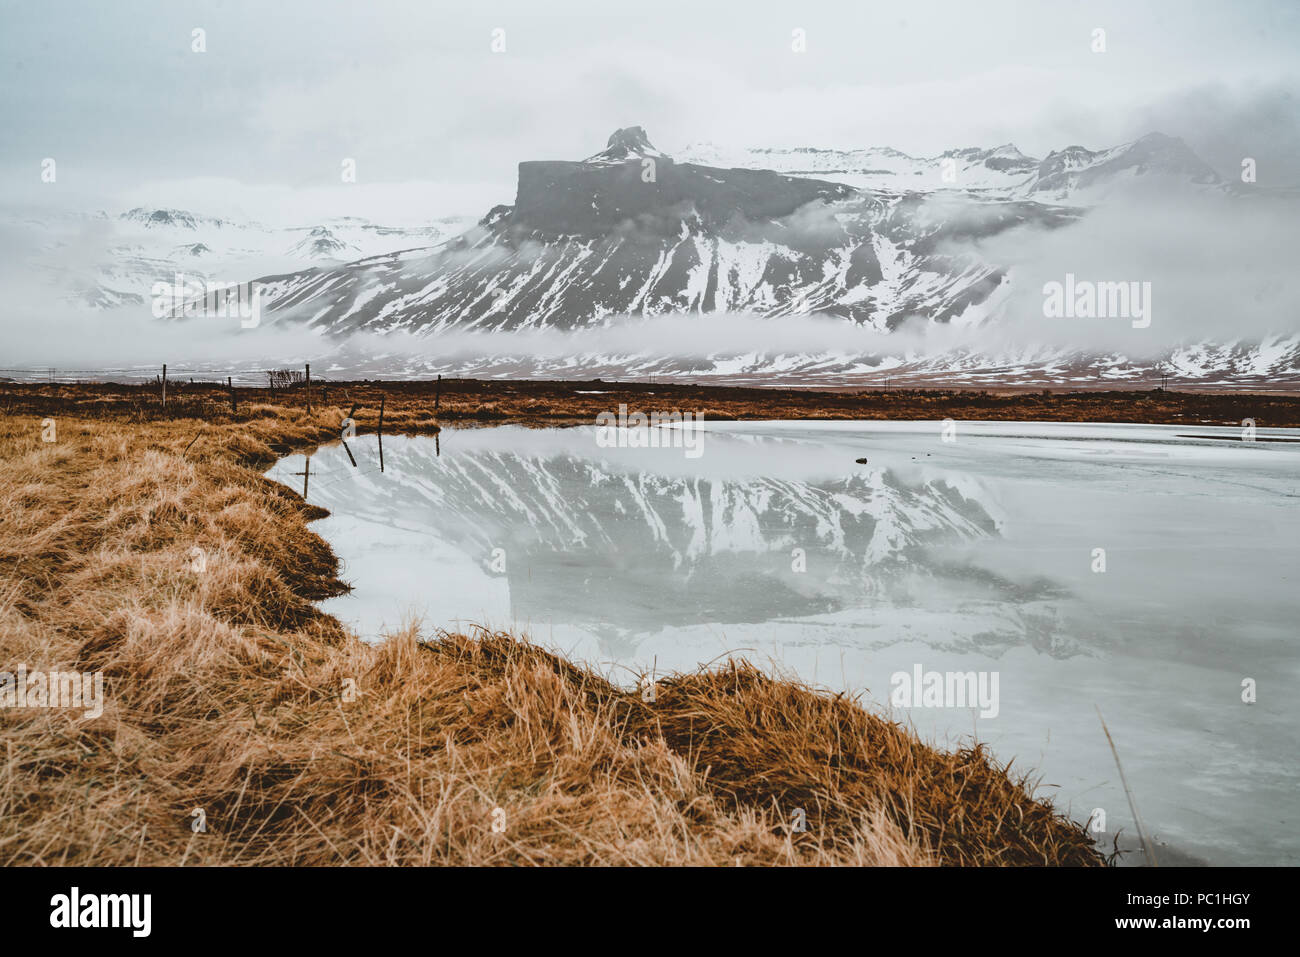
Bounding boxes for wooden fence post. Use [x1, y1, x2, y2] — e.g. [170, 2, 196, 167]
[377, 394, 386, 472]
[229, 376, 237, 413]
[162, 364, 167, 408]
[305, 363, 311, 412]
[435, 374, 441, 413]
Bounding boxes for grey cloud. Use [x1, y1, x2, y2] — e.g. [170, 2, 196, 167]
[966, 191, 1300, 355]
[1127, 82, 1300, 187]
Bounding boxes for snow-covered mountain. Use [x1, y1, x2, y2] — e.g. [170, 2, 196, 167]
[256, 127, 1077, 336]
[16, 125, 1293, 387]
[677, 132, 1224, 202]
[677, 142, 1041, 194]
[285, 225, 360, 261]
[229, 126, 1298, 386]
[121, 207, 233, 230]
[1029, 133, 1224, 202]
[260, 332, 1300, 389]
[16, 208, 474, 309]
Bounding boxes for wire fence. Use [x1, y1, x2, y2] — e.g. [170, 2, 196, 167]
[0, 367, 316, 388]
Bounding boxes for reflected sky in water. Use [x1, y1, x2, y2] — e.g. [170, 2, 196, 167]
[268, 420, 1300, 865]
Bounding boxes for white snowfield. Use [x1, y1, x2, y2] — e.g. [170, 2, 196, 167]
[269, 421, 1300, 867]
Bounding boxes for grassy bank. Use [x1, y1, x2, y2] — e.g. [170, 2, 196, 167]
[0, 382, 1115, 865]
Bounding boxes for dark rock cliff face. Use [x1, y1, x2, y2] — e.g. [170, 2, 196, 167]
[512, 154, 853, 237]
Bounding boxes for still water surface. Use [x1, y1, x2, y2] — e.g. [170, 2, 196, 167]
[267, 420, 1300, 865]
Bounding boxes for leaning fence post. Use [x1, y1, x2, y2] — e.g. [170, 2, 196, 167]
[378, 394, 386, 472]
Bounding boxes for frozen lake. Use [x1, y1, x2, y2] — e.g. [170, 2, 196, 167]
[267, 420, 1300, 866]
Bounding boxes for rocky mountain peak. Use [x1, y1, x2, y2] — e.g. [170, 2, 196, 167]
[585, 126, 668, 164]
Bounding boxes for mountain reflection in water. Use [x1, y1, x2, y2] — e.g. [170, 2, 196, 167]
[268, 421, 1300, 866]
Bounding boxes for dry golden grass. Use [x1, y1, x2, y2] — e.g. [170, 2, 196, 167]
[0, 393, 1104, 866]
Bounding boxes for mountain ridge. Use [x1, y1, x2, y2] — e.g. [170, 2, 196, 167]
[256, 126, 1081, 336]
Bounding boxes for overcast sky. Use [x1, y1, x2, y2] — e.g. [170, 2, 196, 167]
[2, 0, 1299, 223]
